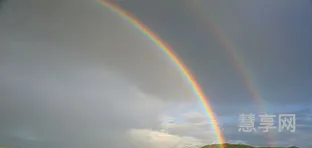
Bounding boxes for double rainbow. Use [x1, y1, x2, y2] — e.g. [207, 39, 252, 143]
[98, 0, 226, 147]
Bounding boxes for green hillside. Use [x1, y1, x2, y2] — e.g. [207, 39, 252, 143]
[201, 143, 299, 148]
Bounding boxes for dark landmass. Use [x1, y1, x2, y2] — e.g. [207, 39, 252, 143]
[202, 143, 299, 148]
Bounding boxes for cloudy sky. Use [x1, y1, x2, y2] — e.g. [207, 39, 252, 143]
[0, 0, 312, 148]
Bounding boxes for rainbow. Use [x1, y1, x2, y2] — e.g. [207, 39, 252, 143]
[205, 18, 277, 147]
[97, 0, 225, 147]
[191, 1, 276, 146]
[190, 1, 265, 111]
[204, 16, 264, 111]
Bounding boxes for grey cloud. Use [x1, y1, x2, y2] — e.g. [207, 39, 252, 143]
[0, 0, 199, 148]
[0, 0, 195, 101]
[197, 0, 312, 105]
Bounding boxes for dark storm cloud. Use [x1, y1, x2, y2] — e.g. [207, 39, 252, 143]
[0, 0, 6, 6]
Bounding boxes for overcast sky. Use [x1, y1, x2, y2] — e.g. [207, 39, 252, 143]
[0, 0, 312, 148]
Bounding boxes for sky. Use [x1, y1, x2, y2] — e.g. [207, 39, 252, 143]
[0, 0, 312, 148]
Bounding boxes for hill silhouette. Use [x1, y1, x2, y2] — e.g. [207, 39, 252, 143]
[201, 143, 299, 148]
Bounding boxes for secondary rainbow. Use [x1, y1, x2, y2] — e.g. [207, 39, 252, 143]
[191, 1, 265, 111]
[191, 1, 276, 146]
[98, 0, 225, 146]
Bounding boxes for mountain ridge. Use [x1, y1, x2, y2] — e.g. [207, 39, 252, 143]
[201, 143, 300, 148]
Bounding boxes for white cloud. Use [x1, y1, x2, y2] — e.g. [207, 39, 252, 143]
[157, 111, 218, 144]
[128, 129, 204, 148]
[226, 140, 247, 144]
